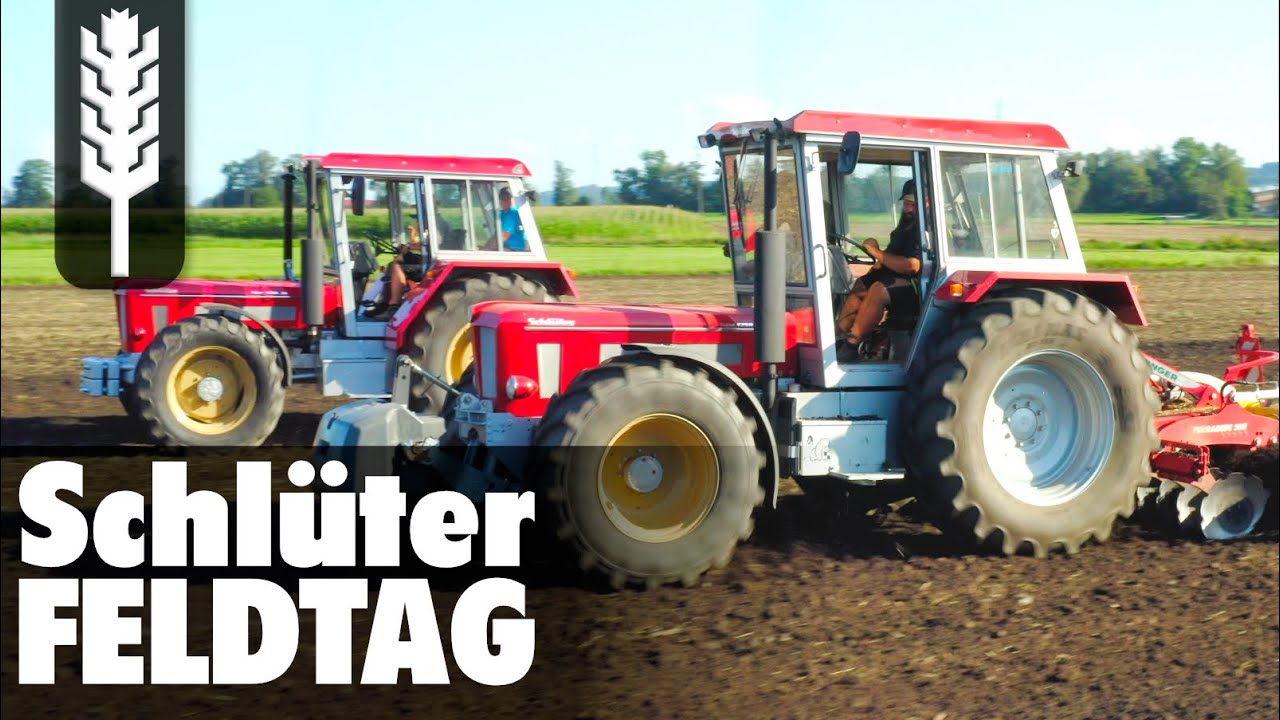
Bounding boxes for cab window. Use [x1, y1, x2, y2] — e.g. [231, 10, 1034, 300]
[722, 144, 808, 286]
[428, 179, 518, 252]
[839, 161, 916, 241]
[430, 179, 468, 250]
[334, 175, 422, 260]
[939, 152, 1064, 259]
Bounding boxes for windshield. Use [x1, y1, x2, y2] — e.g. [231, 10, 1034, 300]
[721, 143, 807, 287]
[332, 176, 423, 260]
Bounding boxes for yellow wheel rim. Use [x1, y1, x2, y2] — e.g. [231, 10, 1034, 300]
[165, 346, 257, 435]
[445, 323, 474, 383]
[597, 413, 719, 543]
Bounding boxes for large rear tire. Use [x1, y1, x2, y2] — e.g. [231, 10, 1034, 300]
[906, 288, 1158, 556]
[533, 357, 765, 589]
[132, 315, 286, 447]
[407, 272, 556, 414]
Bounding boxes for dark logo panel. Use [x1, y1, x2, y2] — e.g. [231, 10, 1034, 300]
[55, 0, 186, 289]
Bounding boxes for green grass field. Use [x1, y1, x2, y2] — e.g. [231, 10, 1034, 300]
[535, 206, 723, 245]
[1082, 248, 1277, 269]
[2, 207, 1275, 285]
[1072, 213, 1279, 226]
[0, 235, 731, 284]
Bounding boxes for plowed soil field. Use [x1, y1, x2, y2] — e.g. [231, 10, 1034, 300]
[2, 269, 1277, 719]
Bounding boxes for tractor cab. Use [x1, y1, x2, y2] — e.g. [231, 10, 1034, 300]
[305, 154, 547, 339]
[706, 112, 1088, 391]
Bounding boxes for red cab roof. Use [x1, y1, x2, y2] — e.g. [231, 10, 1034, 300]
[706, 110, 1069, 150]
[308, 153, 532, 177]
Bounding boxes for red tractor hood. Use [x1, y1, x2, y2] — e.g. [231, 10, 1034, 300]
[470, 301, 816, 415]
[115, 277, 342, 353]
[119, 277, 302, 299]
[473, 301, 758, 333]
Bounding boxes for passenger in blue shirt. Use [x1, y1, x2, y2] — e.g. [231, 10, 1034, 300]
[499, 187, 528, 252]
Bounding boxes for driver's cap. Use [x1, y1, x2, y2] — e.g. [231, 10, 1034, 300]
[898, 179, 916, 201]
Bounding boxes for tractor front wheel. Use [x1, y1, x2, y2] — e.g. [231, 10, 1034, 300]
[407, 272, 556, 414]
[907, 288, 1158, 556]
[132, 315, 286, 447]
[533, 357, 764, 589]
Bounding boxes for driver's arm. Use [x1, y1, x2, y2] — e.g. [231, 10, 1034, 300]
[865, 241, 920, 276]
[874, 251, 920, 276]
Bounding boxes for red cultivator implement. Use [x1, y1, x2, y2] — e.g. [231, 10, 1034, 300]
[1138, 325, 1279, 539]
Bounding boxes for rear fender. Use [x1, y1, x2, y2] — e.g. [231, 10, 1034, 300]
[198, 302, 294, 386]
[616, 344, 781, 509]
[934, 270, 1147, 326]
[386, 261, 579, 349]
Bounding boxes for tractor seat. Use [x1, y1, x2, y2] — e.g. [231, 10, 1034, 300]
[826, 244, 857, 297]
[348, 239, 379, 277]
[347, 239, 380, 300]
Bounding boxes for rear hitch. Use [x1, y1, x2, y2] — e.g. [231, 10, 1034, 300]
[397, 355, 459, 395]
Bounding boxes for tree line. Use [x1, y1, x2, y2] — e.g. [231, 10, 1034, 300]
[2, 139, 1266, 219]
[1062, 138, 1254, 218]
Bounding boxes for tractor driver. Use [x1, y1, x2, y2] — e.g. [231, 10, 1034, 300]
[835, 179, 923, 355]
[368, 223, 426, 320]
[500, 187, 528, 252]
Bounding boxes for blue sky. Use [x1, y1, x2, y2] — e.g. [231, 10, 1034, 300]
[2, 0, 1277, 202]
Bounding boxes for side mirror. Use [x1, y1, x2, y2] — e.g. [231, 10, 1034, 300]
[1056, 160, 1086, 179]
[525, 189, 539, 203]
[351, 176, 367, 216]
[837, 131, 862, 175]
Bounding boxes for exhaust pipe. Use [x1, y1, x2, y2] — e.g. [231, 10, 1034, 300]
[755, 130, 785, 411]
[282, 165, 296, 281]
[302, 160, 325, 329]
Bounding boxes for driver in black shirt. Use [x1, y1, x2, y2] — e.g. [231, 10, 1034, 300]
[836, 179, 923, 352]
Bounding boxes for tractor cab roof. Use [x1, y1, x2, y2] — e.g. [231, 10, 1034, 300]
[305, 152, 532, 177]
[702, 110, 1069, 150]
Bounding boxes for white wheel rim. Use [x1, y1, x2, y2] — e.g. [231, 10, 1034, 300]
[982, 350, 1115, 506]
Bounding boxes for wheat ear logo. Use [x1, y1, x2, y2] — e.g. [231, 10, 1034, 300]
[80, 8, 159, 278]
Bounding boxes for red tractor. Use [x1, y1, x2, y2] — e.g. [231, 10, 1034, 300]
[80, 154, 577, 446]
[317, 112, 1278, 588]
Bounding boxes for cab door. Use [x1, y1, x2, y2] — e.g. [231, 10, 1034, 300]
[803, 143, 938, 389]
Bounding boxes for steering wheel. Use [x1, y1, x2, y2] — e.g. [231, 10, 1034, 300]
[828, 232, 877, 265]
[362, 231, 399, 256]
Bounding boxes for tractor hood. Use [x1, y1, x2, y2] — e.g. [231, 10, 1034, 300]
[473, 301, 759, 334]
[116, 277, 343, 353]
[470, 301, 816, 416]
[119, 277, 303, 299]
